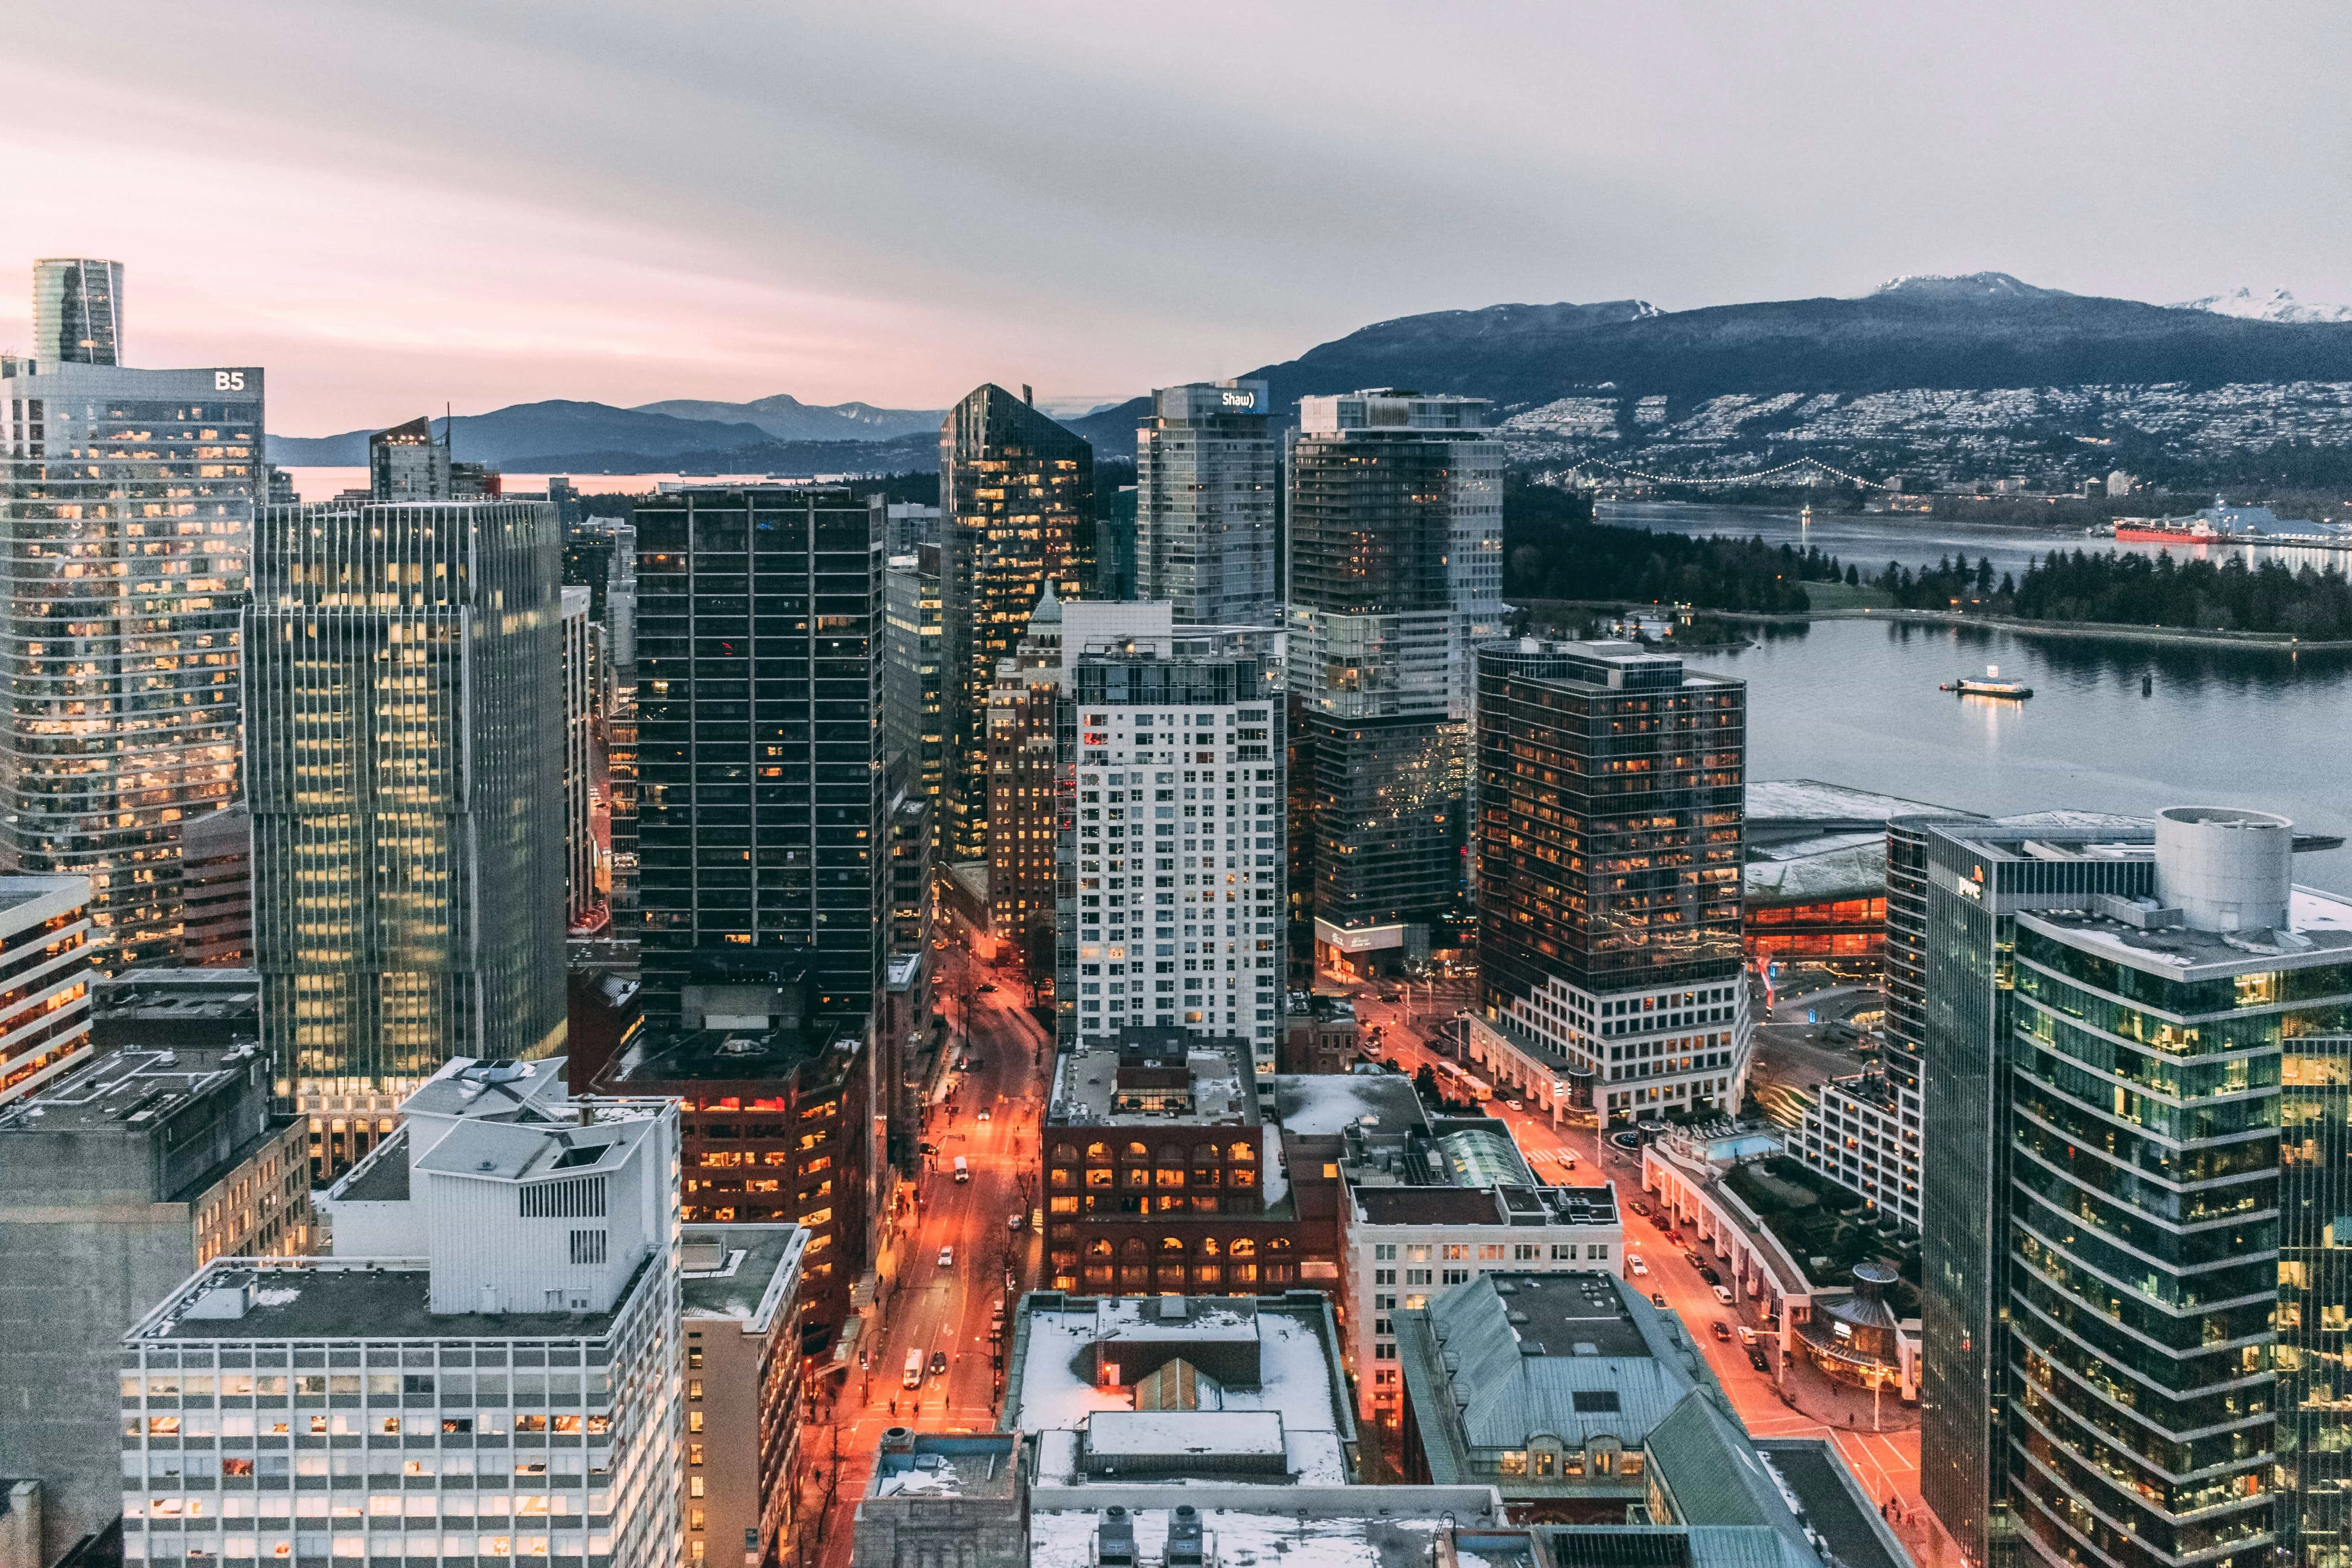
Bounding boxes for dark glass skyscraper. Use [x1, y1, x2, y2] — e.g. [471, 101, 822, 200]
[1286, 392, 1503, 971]
[31, 258, 123, 366]
[247, 498, 567, 1134]
[938, 384, 1092, 862]
[633, 487, 886, 1027]
[1472, 639, 1750, 1124]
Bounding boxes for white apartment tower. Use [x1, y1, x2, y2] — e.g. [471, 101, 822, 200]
[1058, 626, 1286, 1082]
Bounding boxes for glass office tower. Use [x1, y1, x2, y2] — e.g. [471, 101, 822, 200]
[0, 347, 260, 969]
[633, 487, 887, 1028]
[31, 258, 123, 366]
[1286, 391, 1503, 972]
[1918, 808, 2352, 1568]
[1135, 379, 1280, 627]
[884, 542, 943, 808]
[1472, 638, 1750, 1123]
[247, 497, 566, 1168]
[938, 384, 1092, 862]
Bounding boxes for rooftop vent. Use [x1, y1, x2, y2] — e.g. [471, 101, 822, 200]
[1158, 1296, 1189, 1322]
[1572, 1341, 1600, 1356]
[1098, 1506, 1137, 1568]
[1167, 1504, 1205, 1568]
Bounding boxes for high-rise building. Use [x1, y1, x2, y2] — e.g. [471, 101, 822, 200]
[633, 486, 887, 1028]
[0, 262, 260, 970]
[1056, 630, 1285, 1073]
[1471, 640, 1750, 1126]
[883, 543, 943, 807]
[368, 413, 453, 499]
[563, 518, 637, 679]
[247, 496, 567, 1164]
[30, 257, 123, 366]
[939, 384, 1093, 861]
[561, 584, 605, 928]
[987, 587, 1067, 975]
[1915, 808, 2352, 1568]
[1287, 391, 1503, 973]
[1136, 379, 1280, 627]
[179, 802, 252, 967]
[153, 1055, 679, 1568]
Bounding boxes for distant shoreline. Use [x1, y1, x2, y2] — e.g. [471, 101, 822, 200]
[1521, 599, 2352, 652]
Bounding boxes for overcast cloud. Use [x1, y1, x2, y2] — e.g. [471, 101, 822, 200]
[4, 1, 2347, 432]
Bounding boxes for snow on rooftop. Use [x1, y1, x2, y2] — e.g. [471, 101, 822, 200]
[1014, 1301, 1350, 1485]
[1086, 1410, 1284, 1457]
[1030, 1509, 1452, 1568]
[1261, 1124, 1290, 1207]
[1276, 1074, 1423, 1137]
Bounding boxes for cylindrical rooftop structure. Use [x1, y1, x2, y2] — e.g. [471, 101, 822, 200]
[2154, 806, 2294, 933]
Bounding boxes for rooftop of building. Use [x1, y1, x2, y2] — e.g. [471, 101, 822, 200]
[1051, 1030, 1259, 1128]
[1288, 992, 1359, 1024]
[90, 967, 260, 1024]
[1029, 1505, 1486, 1568]
[1352, 1183, 1619, 1231]
[402, 1056, 571, 1125]
[126, 1256, 650, 1345]
[680, 1224, 807, 1330]
[1275, 1074, 1427, 1138]
[0, 1040, 267, 1138]
[866, 1432, 1024, 1502]
[603, 1015, 866, 1087]
[2020, 885, 2352, 980]
[1398, 1274, 1720, 1483]
[326, 1132, 412, 1204]
[1003, 1293, 1356, 1486]
[1745, 780, 1965, 844]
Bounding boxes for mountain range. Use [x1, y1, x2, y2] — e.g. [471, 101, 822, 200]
[267, 274, 2352, 474]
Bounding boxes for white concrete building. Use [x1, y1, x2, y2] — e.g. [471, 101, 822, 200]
[125, 1058, 683, 1567]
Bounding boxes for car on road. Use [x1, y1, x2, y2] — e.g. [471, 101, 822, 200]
[918, 1141, 938, 1155]
[1710, 1321, 1732, 1341]
[1650, 1292, 1669, 1309]
[1008, 1211, 1025, 1230]
[1698, 1265, 1722, 1287]
[1630, 1201, 1651, 1217]
[976, 1108, 991, 1122]
[1712, 1284, 1735, 1305]
[1628, 1256, 1648, 1277]
[928, 1351, 948, 1377]
[938, 1246, 955, 1267]
[1505, 1099, 1524, 1111]
[976, 983, 997, 993]
[1610, 1131, 1642, 1150]
[955, 1054, 969, 1070]
[953, 1155, 969, 1182]
[903, 1350, 925, 1388]
[1737, 1325, 1758, 1346]
[1748, 1349, 1771, 1373]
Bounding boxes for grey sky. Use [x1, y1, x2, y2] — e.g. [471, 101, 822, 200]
[4, 1, 2346, 430]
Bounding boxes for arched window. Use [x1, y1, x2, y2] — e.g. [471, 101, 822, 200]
[1122, 1238, 1149, 1259]
[1158, 1144, 1185, 1165]
[1199, 1238, 1221, 1258]
[1229, 1142, 1256, 1162]
[1086, 1239, 1114, 1259]
[1125, 1142, 1150, 1161]
[1229, 1239, 1257, 1259]
[1085, 1142, 1110, 1161]
[1267, 1237, 1292, 1252]
[1160, 1236, 1187, 1254]
[1053, 1144, 1079, 1163]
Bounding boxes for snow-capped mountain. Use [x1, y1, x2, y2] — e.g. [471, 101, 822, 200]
[2169, 286, 2352, 325]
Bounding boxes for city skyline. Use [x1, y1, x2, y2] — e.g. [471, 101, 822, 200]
[7, 6, 2352, 430]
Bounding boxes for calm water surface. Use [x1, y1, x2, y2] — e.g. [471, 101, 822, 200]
[1673, 618, 2352, 895]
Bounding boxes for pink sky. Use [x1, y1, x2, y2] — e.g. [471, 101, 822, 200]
[6, 3, 2350, 434]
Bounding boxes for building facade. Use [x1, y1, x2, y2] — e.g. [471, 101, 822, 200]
[882, 544, 942, 809]
[0, 1039, 309, 1564]
[247, 497, 567, 1126]
[633, 487, 887, 1029]
[31, 257, 123, 366]
[368, 415, 453, 500]
[1287, 392, 1504, 971]
[0, 872, 93, 1106]
[987, 589, 1066, 976]
[131, 1056, 681, 1568]
[0, 314, 261, 969]
[681, 1225, 810, 1568]
[1058, 637, 1285, 1070]
[938, 385, 1093, 862]
[561, 584, 605, 928]
[180, 804, 253, 968]
[1474, 640, 1751, 1125]
[1915, 809, 2352, 1568]
[1135, 379, 1281, 627]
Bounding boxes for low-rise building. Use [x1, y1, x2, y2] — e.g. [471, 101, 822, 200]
[1001, 1292, 1358, 1487]
[1044, 1030, 1340, 1298]
[1279, 993, 1359, 1074]
[1740, 781, 1957, 975]
[681, 1225, 811, 1568]
[851, 1431, 1029, 1568]
[0, 1039, 309, 1564]
[123, 1056, 682, 1568]
[1393, 1272, 1722, 1518]
[597, 969, 871, 1343]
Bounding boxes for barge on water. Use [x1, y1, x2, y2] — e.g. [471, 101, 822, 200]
[1940, 664, 2033, 699]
